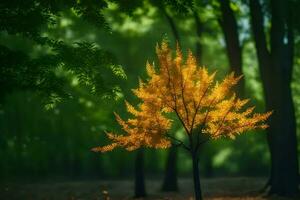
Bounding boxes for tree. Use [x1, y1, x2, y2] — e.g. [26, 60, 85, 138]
[0, 0, 127, 183]
[154, 0, 206, 190]
[93, 41, 271, 200]
[218, 0, 244, 96]
[0, 0, 125, 105]
[154, 1, 181, 192]
[194, 10, 204, 65]
[249, 0, 299, 196]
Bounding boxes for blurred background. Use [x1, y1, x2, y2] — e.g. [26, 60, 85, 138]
[0, 0, 300, 199]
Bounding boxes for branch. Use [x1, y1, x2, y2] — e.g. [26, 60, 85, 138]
[180, 72, 190, 128]
[166, 133, 190, 151]
[190, 83, 211, 133]
[195, 97, 216, 149]
[198, 136, 210, 148]
[172, 107, 190, 135]
[214, 122, 258, 138]
[212, 100, 235, 136]
[165, 57, 178, 111]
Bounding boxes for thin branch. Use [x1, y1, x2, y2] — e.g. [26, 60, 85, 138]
[212, 100, 235, 136]
[198, 137, 209, 145]
[180, 68, 190, 127]
[166, 133, 190, 151]
[164, 60, 193, 149]
[172, 107, 190, 135]
[214, 122, 256, 138]
[190, 83, 211, 133]
[171, 107, 194, 150]
[195, 97, 216, 150]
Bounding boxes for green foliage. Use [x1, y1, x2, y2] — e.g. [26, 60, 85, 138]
[0, 0, 125, 105]
[0, 0, 109, 39]
[1, 0, 300, 181]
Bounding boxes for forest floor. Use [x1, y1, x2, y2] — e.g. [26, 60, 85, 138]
[0, 177, 297, 200]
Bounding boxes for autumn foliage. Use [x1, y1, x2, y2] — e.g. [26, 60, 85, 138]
[93, 41, 271, 153]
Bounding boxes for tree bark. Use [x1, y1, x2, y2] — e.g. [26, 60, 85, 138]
[161, 145, 178, 191]
[192, 154, 203, 200]
[219, 0, 244, 96]
[160, 6, 180, 192]
[268, 0, 299, 195]
[160, 5, 181, 46]
[249, 0, 299, 196]
[134, 148, 146, 198]
[249, 0, 273, 193]
[194, 11, 203, 65]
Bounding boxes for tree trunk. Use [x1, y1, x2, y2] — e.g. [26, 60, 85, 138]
[161, 7, 181, 45]
[249, 0, 274, 193]
[268, 1, 299, 195]
[134, 148, 146, 198]
[160, 6, 180, 192]
[192, 154, 203, 200]
[194, 11, 203, 65]
[249, 0, 299, 196]
[161, 145, 178, 191]
[218, 0, 244, 96]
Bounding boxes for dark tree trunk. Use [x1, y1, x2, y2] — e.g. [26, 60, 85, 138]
[160, 5, 181, 46]
[194, 11, 203, 65]
[161, 145, 178, 191]
[219, 0, 244, 96]
[249, 0, 273, 192]
[160, 7, 180, 192]
[134, 148, 146, 198]
[192, 154, 203, 200]
[249, 0, 299, 196]
[268, 0, 299, 195]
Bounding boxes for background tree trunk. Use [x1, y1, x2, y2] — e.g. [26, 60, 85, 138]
[134, 148, 146, 198]
[194, 11, 203, 65]
[161, 146, 178, 191]
[249, 0, 299, 196]
[249, 0, 273, 192]
[268, 0, 299, 195]
[160, 6, 180, 192]
[219, 0, 244, 96]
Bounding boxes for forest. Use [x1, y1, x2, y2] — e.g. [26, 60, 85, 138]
[1, 0, 300, 200]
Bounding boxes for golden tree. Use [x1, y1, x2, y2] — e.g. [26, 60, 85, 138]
[93, 42, 271, 200]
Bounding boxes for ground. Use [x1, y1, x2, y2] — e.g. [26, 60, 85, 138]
[0, 177, 297, 200]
